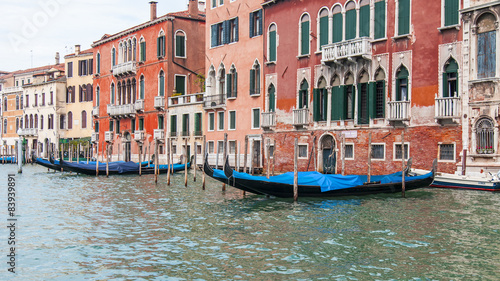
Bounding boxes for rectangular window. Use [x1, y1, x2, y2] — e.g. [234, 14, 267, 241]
[60, 115, 66, 130]
[298, 144, 308, 158]
[395, 143, 409, 160]
[208, 141, 215, 154]
[116, 120, 120, 133]
[175, 34, 186, 57]
[211, 22, 224, 47]
[478, 31, 496, 79]
[444, 0, 459, 26]
[439, 144, 455, 161]
[249, 10, 263, 38]
[139, 118, 144, 131]
[300, 19, 310, 55]
[398, 0, 410, 35]
[67, 62, 73, 77]
[252, 108, 260, 129]
[359, 4, 370, 37]
[182, 114, 189, 136]
[371, 144, 385, 160]
[140, 41, 146, 62]
[211, 0, 216, 8]
[209, 112, 215, 131]
[158, 115, 164, 130]
[197, 144, 202, 155]
[229, 140, 236, 154]
[175, 75, 186, 95]
[172, 145, 177, 155]
[217, 141, 224, 154]
[344, 144, 354, 160]
[269, 29, 277, 62]
[229, 110, 236, 130]
[170, 115, 177, 136]
[194, 113, 202, 136]
[131, 118, 135, 133]
[269, 144, 275, 158]
[218, 111, 224, 130]
[229, 18, 239, 43]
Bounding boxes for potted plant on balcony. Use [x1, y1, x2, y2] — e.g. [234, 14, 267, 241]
[196, 93, 204, 101]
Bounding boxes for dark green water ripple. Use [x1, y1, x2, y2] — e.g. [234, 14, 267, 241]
[0, 165, 499, 280]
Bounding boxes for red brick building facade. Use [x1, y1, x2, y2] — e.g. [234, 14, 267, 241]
[261, 0, 464, 174]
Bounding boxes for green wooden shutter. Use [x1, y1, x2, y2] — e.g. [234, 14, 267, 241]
[140, 79, 144, 99]
[258, 10, 263, 36]
[313, 89, 319, 121]
[249, 69, 255, 94]
[176, 76, 185, 95]
[331, 87, 337, 120]
[396, 78, 401, 101]
[211, 24, 218, 47]
[301, 20, 309, 55]
[223, 20, 230, 44]
[249, 12, 255, 38]
[332, 13, 343, 43]
[234, 72, 238, 97]
[139, 118, 144, 130]
[322, 89, 328, 121]
[269, 87, 275, 112]
[230, 111, 236, 129]
[368, 82, 376, 119]
[269, 30, 277, 61]
[235, 17, 239, 42]
[319, 16, 329, 49]
[157, 37, 160, 57]
[97, 53, 100, 73]
[194, 113, 201, 133]
[175, 35, 182, 57]
[374, 1, 386, 39]
[443, 73, 449, 98]
[298, 90, 303, 109]
[226, 73, 231, 97]
[253, 109, 260, 128]
[445, 0, 459, 26]
[357, 84, 362, 123]
[140, 42, 145, 61]
[398, 0, 410, 35]
[381, 81, 386, 118]
[345, 9, 357, 40]
[170, 115, 176, 133]
[339, 86, 346, 120]
[359, 5, 370, 37]
[159, 75, 165, 96]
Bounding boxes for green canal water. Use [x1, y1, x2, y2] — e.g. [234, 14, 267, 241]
[1, 165, 499, 280]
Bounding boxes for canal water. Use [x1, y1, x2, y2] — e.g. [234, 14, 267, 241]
[1, 164, 499, 280]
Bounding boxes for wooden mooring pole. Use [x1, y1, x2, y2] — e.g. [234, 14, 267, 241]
[293, 138, 298, 202]
[106, 144, 109, 177]
[167, 138, 171, 185]
[401, 131, 406, 198]
[266, 138, 270, 179]
[222, 133, 227, 191]
[341, 134, 345, 176]
[184, 138, 188, 187]
[272, 139, 276, 176]
[368, 132, 372, 183]
[202, 136, 206, 190]
[193, 141, 197, 182]
[155, 140, 159, 184]
[139, 143, 142, 176]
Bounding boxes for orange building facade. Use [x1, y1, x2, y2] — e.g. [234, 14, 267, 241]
[92, 1, 205, 162]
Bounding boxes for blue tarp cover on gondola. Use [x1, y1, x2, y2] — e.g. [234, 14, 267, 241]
[61, 161, 142, 174]
[214, 169, 434, 192]
[145, 162, 190, 172]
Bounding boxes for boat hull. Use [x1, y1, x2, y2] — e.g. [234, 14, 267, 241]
[431, 175, 500, 192]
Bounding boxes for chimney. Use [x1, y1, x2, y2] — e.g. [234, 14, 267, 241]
[150, 1, 158, 21]
[55, 52, 60, 65]
[189, 0, 199, 17]
[75, 45, 81, 55]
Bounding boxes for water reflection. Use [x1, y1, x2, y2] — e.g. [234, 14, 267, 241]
[1, 165, 499, 280]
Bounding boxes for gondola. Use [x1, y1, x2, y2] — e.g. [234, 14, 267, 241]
[204, 156, 436, 198]
[203, 155, 265, 195]
[34, 157, 62, 171]
[59, 156, 191, 176]
[0, 156, 16, 164]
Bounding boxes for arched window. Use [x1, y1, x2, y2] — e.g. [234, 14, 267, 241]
[16, 96, 19, 110]
[250, 62, 260, 95]
[157, 30, 166, 58]
[117, 82, 122, 105]
[35, 114, 38, 129]
[96, 86, 100, 106]
[268, 84, 276, 112]
[359, 0, 370, 37]
[140, 38, 146, 62]
[357, 70, 369, 124]
[67, 111, 73, 130]
[3, 97, 7, 111]
[131, 79, 136, 103]
[128, 39, 132, 62]
[25, 115, 28, 129]
[299, 79, 309, 109]
[96, 52, 101, 73]
[40, 115, 44, 130]
[476, 118, 495, 154]
[319, 9, 329, 50]
[30, 114, 33, 128]
[3, 119, 6, 134]
[16, 118, 19, 132]
[81, 111, 87, 129]
[345, 1, 357, 40]
[314, 77, 328, 121]
[112, 47, 116, 67]
[175, 30, 186, 58]
[332, 5, 343, 43]
[443, 58, 458, 97]
[477, 13, 496, 79]
[139, 76, 145, 100]
[227, 66, 237, 98]
[396, 66, 409, 101]
[219, 66, 226, 98]
[111, 83, 115, 105]
[300, 14, 310, 55]
[375, 68, 386, 118]
[268, 24, 277, 62]
[159, 71, 165, 96]
[118, 43, 123, 63]
[132, 38, 137, 61]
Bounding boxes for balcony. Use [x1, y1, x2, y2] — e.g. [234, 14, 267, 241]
[154, 96, 165, 110]
[91, 132, 99, 143]
[18, 128, 38, 137]
[92, 106, 99, 117]
[322, 37, 372, 63]
[134, 131, 145, 141]
[261, 112, 276, 129]
[112, 61, 137, 77]
[293, 108, 309, 126]
[203, 94, 226, 109]
[193, 131, 203, 138]
[135, 99, 144, 112]
[388, 101, 410, 122]
[181, 131, 190, 137]
[2, 86, 23, 94]
[107, 104, 135, 118]
[104, 131, 114, 142]
[154, 129, 165, 140]
[435, 95, 460, 122]
[168, 93, 204, 107]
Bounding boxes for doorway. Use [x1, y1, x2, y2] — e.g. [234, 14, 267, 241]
[320, 135, 336, 174]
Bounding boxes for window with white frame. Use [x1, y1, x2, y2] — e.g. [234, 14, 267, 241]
[394, 143, 409, 160]
[298, 144, 308, 158]
[252, 108, 260, 129]
[299, 13, 310, 56]
[439, 143, 455, 161]
[371, 144, 385, 160]
[229, 110, 236, 130]
[218, 111, 224, 130]
[208, 141, 215, 154]
[344, 143, 354, 160]
[217, 140, 224, 154]
[175, 30, 186, 58]
[229, 140, 236, 154]
[208, 112, 215, 131]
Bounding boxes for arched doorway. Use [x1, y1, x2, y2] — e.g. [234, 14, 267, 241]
[123, 132, 131, 162]
[320, 134, 336, 174]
